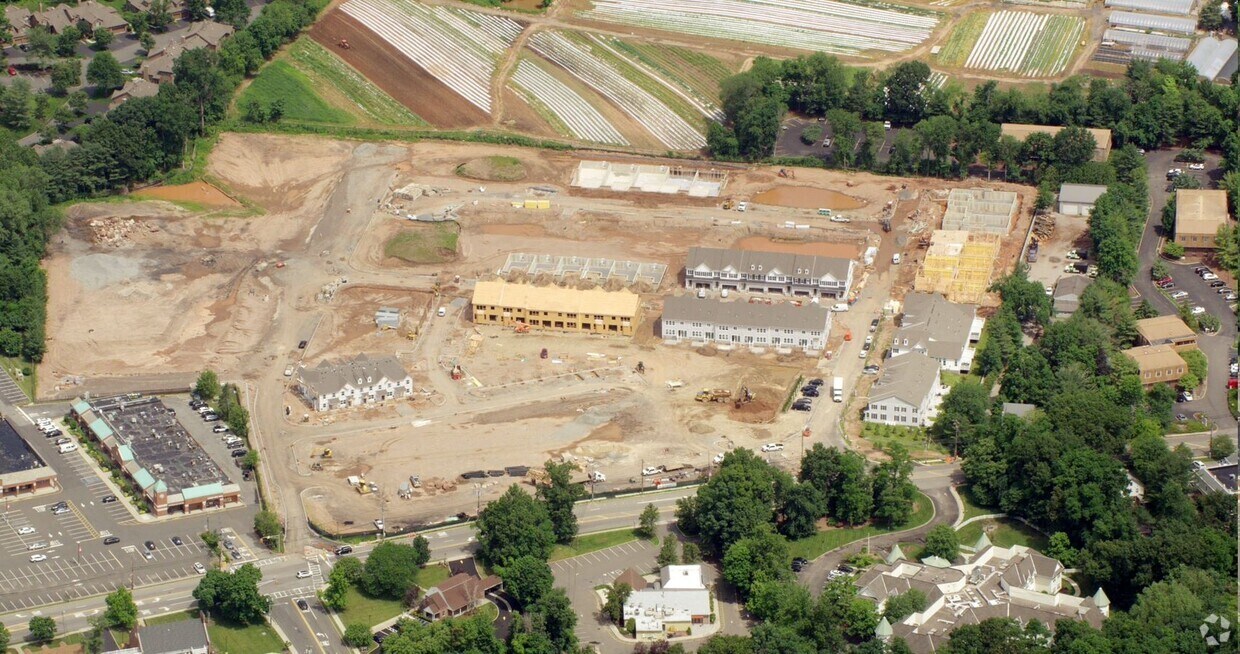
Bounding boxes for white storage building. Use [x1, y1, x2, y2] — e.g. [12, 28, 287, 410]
[1058, 184, 1109, 216]
[1187, 37, 1239, 81]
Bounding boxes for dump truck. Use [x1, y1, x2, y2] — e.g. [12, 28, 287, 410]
[695, 389, 732, 403]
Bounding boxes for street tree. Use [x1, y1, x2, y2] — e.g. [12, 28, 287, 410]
[253, 510, 282, 542]
[50, 60, 81, 96]
[475, 484, 555, 567]
[104, 587, 138, 630]
[362, 539, 430, 600]
[657, 535, 679, 567]
[28, 616, 56, 643]
[871, 445, 918, 527]
[722, 529, 792, 597]
[1209, 435, 1236, 460]
[536, 460, 585, 545]
[344, 624, 372, 647]
[529, 588, 577, 654]
[637, 503, 659, 539]
[0, 623, 8, 652]
[500, 555, 554, 609]
[192, 563, 270, 625]
[688, 448, 786, 554]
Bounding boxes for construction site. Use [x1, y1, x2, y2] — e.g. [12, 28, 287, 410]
[38, 134, 1039, 533]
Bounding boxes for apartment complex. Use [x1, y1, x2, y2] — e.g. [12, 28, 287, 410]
[1123, 344, 1188, 386]
[863, 353, 942, 427]
[471, 280, 641, 336]
[660, 296, 832, 353]
[683, 247, 855, 299]
[890, 292, 984, 372]
[1135, 315, 1198, 352]
[296, 354, 414, 412]
[941, 189, 1018, 235]
[1174, 189, 1231, 249]
[859, 541, 1108, 653]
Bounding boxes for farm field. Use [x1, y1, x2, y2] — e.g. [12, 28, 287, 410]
[934, 11, 987, 67]
[510, 58, 630, 145]
[339, 0, 523, 114]
[526, 30, 707, 149]
[236, 61, 353, 124]
[576, 0, 941, 56]
[958, 11, 1084, 77]
[284, 38, 426, 126]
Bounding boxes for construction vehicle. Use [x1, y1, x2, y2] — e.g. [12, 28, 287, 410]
[695, 389, 732, 403]
[451, 364, 464, 380]
[310, 462, 323, 472]
[636, 361, 645, 374]
[338, 38, 350, 49]
[318, 449, 333, 459]
[880, 217, 892, 232]
[513, 322, 530, 334]
[722, 199, 733, 210]
[734, 386, 754, 408]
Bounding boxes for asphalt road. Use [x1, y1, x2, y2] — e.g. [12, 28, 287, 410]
[1134, 149, 1237, 432]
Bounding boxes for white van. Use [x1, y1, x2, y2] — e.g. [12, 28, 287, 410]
[59, 442, 78, 454]
[892, 253, 902, 265]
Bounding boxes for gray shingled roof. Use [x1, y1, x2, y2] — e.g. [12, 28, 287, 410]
[870, 352, 940, 406]
[138, 619, 208, 654]
[894, 292, 976, 361]
[298, 353, 410, 397]
[662, 296, 831, 333]
[685, 247, 852, 283]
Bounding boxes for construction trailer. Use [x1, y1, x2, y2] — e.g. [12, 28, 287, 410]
[913, 230, 1001, 304]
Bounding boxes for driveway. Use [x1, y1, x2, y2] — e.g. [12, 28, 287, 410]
[1135, 149, 1237, 431]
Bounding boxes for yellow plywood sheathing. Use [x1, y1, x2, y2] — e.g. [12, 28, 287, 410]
[914, 230, 1000, 303]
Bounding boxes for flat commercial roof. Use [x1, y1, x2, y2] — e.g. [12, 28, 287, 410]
[1001, 124, 1112, 161]
[87, 396, 232, 495]
[472, 280, 641, 318]
[1176, 190, 1231, 236]
[1135, 315, 1195, 342]
[1059, 183, 1109, 205]
[0, 419, 48, 475]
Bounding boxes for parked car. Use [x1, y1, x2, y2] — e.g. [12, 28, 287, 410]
[829, 215, 850, 223]
[43, 429, 62, 438]
[1202, 273, 1219, 281]
[641, 466, 663, 476]
[791, 400, 812, 412]
[1176, 413, 1189, 422]
[1188, 162, 1206, 170]
[213, 425, 229, 433]
[202, 413, 219, 422]
[1178, 391, 1195, 402]
[30, 554, 47, 563]
[296, 570, 312, 579]
[761, 442, 785, 452]
[298, 340, 308, 349]
[145, 540, 157, 551]
[806, 378, 824, 387]
[791, 557, 809, 572]
[335, 545, 353, 556]
[1170, 291, 1189, 299]
[1191, 306, 1207, 315]
[1225, 292, 1237, 302]
[858, 345, 870, 358]
[231, 449, 248, 457]
[1209, 280, 1226, 288]
[101, 495, 117, 503]
[194, 562, 207, 574]
[172, 536, 183, 546]
[863, 365, 880, 375]
[17, 526, 35, 535]
[801, 387, 820, 397]
[103, 536, 120, 545]
[1194, 266, 1209, 275]
[869, 318, 880, 332]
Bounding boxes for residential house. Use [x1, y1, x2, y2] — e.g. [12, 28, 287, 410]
[863, 353, 942, 427]
[942, 188, 1018, 235]
[1135, 315, 1198, 352]
[125, 0, 190, 21]
[1174, 189, 1232, 249]
[1057, 184, 1108, 216]
[139, 42, 183, 83]
[683, 247, 855, 299]
[109, 78, 160, 110]
[1001, 123, 1113, 162]
[623, 565, 713, 640]
[890, 292, 984, 372]
[1052, 275, 1091, 316]
[420, 573, 502, 621]
[471, 280, 641, 336]
[1123, 344, 1187, 387]
[858, 543, 1108, 654]
[32, 2, 127, 35]
[4, 6, 34, 45]
[181, 20, 234, 50]
[296, 353, 414, 411]
[660, 296, 832, 354]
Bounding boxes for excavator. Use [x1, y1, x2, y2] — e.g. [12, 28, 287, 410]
[734, 386, 754, 408]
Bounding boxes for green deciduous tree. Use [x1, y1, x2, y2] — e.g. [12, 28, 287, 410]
[637, 503, 658, 539]
[28, 616, 56, 643]
[0, 623, 9, 652]
[884, 61, 931, 125]
[687, 448, 787, 554]
[343, 623, 372, 648]
[379, 615, 501, 654]
[529, 588, 576, 654]
[475, 484, 555, 567]
[103, 586, 138, 630]
[921, 525, 959, 562]
[87, 52, 124, 94]
[195, 370, 220, 400]
[50, 60, 81, 96]
[657, 535, 679, 567]
[778, 481, 826, 540]
[681, 541, 701, 563]
[602, 582, 631, 626]
[192, 563, 270, 625]
[721, 529, 791, 598]
[500, 555, 554, 609]
[253, 510, 282, 542]
[361, 538, 430, 600]
[872, 445, 918, 527]
[537, 460, 585, 545]
[1209, 435, 1235, 460]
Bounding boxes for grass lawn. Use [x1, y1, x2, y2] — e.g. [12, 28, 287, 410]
[956, 485, 995, 522]
[415, 563, 450, 589]
[337, 586, 406, 629]
[383, 224, 460, 264]
[956, 518, 1047, 551]
[236, 60, 353, 124]
[0, 355, 35, 401]
[789, 492, 934, 560]
[144, 610, 196, 626]
[284, 38, 425, 126]
[550, 528, 641, 561]
[206, 619, 286, 654]
[26, 633, 85, 650]
[473, 602, 500, 622]
[455, 156, 526, 182]
[861, 423, 945, 458]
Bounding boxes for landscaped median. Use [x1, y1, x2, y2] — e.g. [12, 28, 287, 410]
[788, 491, 934, 561]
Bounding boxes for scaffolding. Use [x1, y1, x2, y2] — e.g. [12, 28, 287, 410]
[914, 230, 1001, 304]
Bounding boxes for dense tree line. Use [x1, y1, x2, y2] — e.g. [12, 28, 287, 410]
[708, 57, 1240, 179]
[0, 0, 324, 366]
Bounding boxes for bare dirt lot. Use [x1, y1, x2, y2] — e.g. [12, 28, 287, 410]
[41, 134, 1037, 534]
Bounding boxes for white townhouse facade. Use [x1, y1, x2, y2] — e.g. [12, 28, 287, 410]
[890, 292, 985, 373]
[863, 353, 942, 427]
[296, 354, 413, 411]
[684, 247, 855, 299]
[661, 296, 832, 353]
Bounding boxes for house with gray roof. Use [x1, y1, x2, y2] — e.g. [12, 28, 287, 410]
[1053, 275, 1091, 316]
[684, 247, 854, 299]
[863, 353, 942, 427]
[890, 292, 984, 373]
[297, 353, 413, 411]
[660, 295, 832, 354]
[182, 20, 234, 50]
[136, 618, 210, 654]
[859, 543, 1107, 654]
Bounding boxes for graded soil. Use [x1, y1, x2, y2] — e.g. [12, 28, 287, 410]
[134, 182, 241, 208]
[752, 185, 867, 210]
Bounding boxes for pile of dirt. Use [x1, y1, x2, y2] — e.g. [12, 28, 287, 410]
[455, 156, 527, 182]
